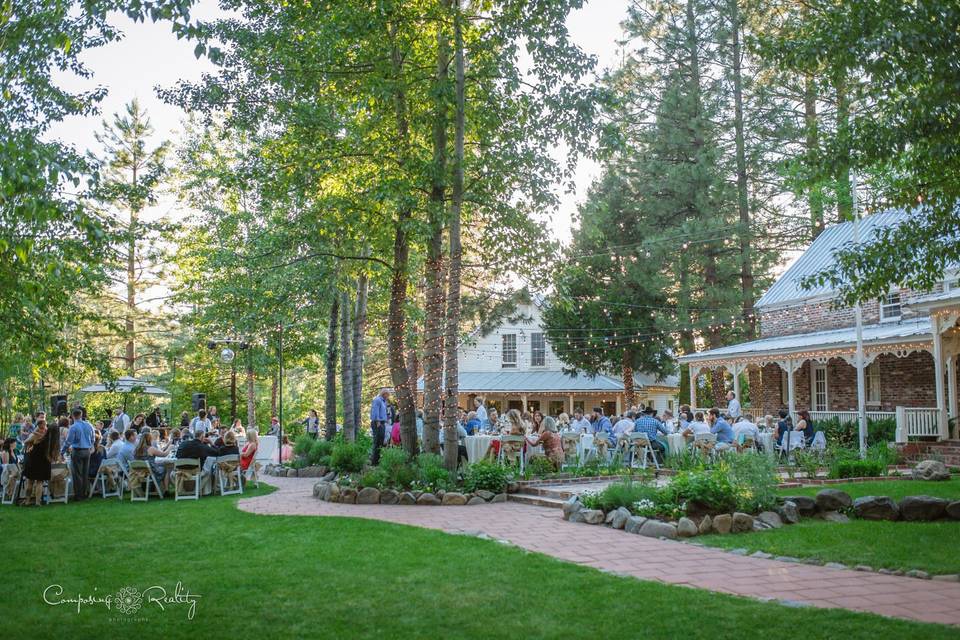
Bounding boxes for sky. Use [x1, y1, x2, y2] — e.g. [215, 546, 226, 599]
[47, 0, 634, 244]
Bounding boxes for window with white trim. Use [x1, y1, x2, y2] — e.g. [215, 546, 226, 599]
[946, 277, 960, 291]
[879, 292, 902, 322]
[866, 361, 881, 406]
[501, 333, 517, 368]
[530, 332, 546, 367]
[810, 363, 828, 412]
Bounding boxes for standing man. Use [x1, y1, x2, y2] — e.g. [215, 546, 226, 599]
[62, 407, 94, 500]
[190, 409, 212, 436]
[474, 397, 488, 429]
[370, 388, 390, 465]
[112, 406, 131, 432]
[726, 391, 742, 421]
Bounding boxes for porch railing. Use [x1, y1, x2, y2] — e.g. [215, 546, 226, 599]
[895, 406, 940, 441]
[809, 410, 895, 424]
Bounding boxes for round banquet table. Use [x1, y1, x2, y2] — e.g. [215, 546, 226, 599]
[666, 433, 687, 455]
[464, 435, 496, 463]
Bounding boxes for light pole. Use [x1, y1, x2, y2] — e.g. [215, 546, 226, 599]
[206, 338, 250, 424]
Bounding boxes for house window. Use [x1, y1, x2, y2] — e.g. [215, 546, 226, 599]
[946, 277, 960, 291]
[811, 363, 828, 412]
[573, 400, 585, 414]
[879, 292, 902, 322]
[530, 332, 546, 367]
[501, 334, 517, 368]
[548, 400, 565, 416]
[866, 362, 881, 406]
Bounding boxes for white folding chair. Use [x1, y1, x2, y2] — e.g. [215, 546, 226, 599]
[628, 433, 660, 470]
[560, 432, 580, 470]
[498, 435, 526, 474]
[245, 461, 261, 488]
[46, 463, 72, 504]
[216, 455, 243, 496]
[810, 431, 827, 452]
[740, 434, 757, 453]
[1, 463, 22, 505]
[128, 460, 163, 501]
[95, 459, 125, 500]
[693, 432, 717, 461]
[174, 458, 202, 501]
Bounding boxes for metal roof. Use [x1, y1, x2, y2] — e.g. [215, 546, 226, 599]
[417, 370, 678, 393]
[678, 318, 931, 363]
[756, 210, 911, 309]
[905, 288, 960, 311]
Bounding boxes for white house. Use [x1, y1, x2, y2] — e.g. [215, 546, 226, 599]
[419, 296, 680, 417]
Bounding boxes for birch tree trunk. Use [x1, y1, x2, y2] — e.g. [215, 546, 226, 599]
[442, 0, 465, 472]
[340, 289, 356, 441]
[325, 294, 339, 440]
[352, 258, 369, 425]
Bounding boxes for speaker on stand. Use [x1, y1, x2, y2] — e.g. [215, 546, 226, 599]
[192, 393, 207, 412]
[50, 395, 68, 418]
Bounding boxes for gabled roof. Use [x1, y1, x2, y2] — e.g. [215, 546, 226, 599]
[757, 210, 910, 310]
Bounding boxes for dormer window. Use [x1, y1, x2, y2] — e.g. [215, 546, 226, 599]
[880, 292, 902, 322]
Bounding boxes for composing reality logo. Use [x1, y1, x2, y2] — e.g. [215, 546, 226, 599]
[114, 587, 143, 615]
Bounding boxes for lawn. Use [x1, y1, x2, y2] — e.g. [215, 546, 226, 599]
[699, 480, 960, 574]
[3, 483, 957, 639]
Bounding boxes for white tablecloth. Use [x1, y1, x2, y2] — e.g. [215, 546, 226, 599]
[257, 436, 278, 463]
[666, 433, 687, 455]
[464, 436, 496, 463]
[577, 433, 595, 460]
[758, 432, 775, 458]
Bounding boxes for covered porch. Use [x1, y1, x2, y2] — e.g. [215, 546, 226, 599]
[678, 310, 960, 441]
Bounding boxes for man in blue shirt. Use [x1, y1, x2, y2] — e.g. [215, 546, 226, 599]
[591, 408, 615, 447]
[370, 388, 390, 465]
[63, 407, 95, 500]
[106, 429, 137, 472]
[633, 407, 669, 462]
[707, 408, 734, 450]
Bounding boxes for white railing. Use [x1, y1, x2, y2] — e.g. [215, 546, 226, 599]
[895, 406, 940, 441]
[809, 410, 895, 424]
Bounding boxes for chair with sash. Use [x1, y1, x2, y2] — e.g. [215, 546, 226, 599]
[216, 454, 243, 496]
[560, 432, 580, 470]
[627, 433, 660, 470]
[128, 460, 163, 501]
[1, 463, 22, 505]
[94, 458, 125, 500]
[692, 433, 717, 461]
[174, 458, 202, 501]
[47, 463, 72, 504]
[498, 435, 526, 474]
[590, 435, 611, 464]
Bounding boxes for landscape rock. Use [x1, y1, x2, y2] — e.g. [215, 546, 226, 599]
[507, 482, 519, 493]
[732, 512, 754, 533]
[698, 515, 713, 535]
[914, 459, 950, 481]
[729, 548, 749, 556]
[357, 487, 380, 504]
[777, 501, 800, 524]
[624, 516, 648, 534]
[781, 495, 817, 516]
[639, 519, 678, 540]
[853, 496, 899, 521]
[416, 492, 441, 506]
[757, 511, 783, 529]
[611, 507, 631, 530]
[750, 551, 772, 559]
[339, 487, 357, 504]
[380, 489, 399, 505]
[299, 466, 324, 478]
[906, 569, 931, 579]
[818, 511, 850, 523]
[398, 492, 417, 505]
[286, 468, 299, 477]
[442, 492, 468, 506]
[467, 496, 486, 506]
[815, 488, 852, 512]
[774, 556, 799, 563]
[322, 471, 337, 482]
[854, 565, 873, 572]
[581, 509, 606, 525]
[568, 510, 587, 524]
[931, 574, 960, 582]
[605, 511, 616, 525]
[899, 495, 949, 521]
[476, 490, 495, 501]
[562, 496, 583, 519]
[327, 484, 340, 502]
[947, 501, 960, 520]
[677, 517, 698, 538]
[491, 493, 508, 503]
[712, 514, 732, 534]
[824, 562, 846, 569]
[313, 482, 326, 499]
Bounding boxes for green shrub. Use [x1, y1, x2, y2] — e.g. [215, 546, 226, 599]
[415, 453, 453, 492]
[359, 467, 387, 489]
[819, 416, 897, 448]
[595, 481, 658, 513]
[721, 454, 780, 513]
[378, 447, 417, 489]
[663, 469, 737, 515]
[525, 456, 556, 478]
[463, 460, 510, 494]
[330, 438, 368, 474]
[308, 439, 334, 466]
[831, 458, 886, 479]
[293, 437, 313, 457]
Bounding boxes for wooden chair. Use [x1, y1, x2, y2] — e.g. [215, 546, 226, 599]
[693, 433, 717, 461]
[1, 463, 21, 505]
[46, 463, 72, 504]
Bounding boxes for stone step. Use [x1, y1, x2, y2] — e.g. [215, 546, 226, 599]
[506, 493, 565, 509]
[511, 486, 573, 501]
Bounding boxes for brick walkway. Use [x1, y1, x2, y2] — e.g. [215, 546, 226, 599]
[239, 477, 960, 627]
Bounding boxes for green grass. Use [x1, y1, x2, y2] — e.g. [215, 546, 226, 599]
[3, 482, 957, 639]
[699, 480, 960, 574]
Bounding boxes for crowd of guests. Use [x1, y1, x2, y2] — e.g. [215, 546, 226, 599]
[2, 405, 270, 506]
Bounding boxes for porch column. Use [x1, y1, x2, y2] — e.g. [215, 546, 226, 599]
[568, 394, 574, 415]
[731, 363, 743, 404]
[932, 314, 948, 439]
[786, 359, 796, 419]
[948, 354, 958, 425]
[616, 394, 623, 415]
[689, 364, 697, 408]
[521, 393, 528, 412]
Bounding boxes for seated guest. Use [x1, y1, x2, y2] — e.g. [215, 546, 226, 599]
[733, 414, 761, 449]
[1, 437, 17, 465]
[662, 410, 677, 433]
[557, 413, 571, 431]
[218, 430, 240, 457]
[571, 411, 591, 434]
[591, 408, 615, 446]
[240, 429, 259, 474]
[176, 431, 219, 468]
[613, 411, 636, 440]
[134, 431, 172, 493]
[763, 414, 776, 433]
[106, 429, 137, 471]
[682, 412, 711, 438]
[707, 408, 734, 450]
[88, 431, 106, 482]
[776, 408, 793, 445]
[526, 416, 563, 470]
[633, 407, 669, 461]
[486, 409, 499, 434]
[464, 411, 482, 436]
[795, 410, 814, 443]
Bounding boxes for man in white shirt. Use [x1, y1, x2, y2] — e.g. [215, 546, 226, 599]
[733, 414, 760, 446]
[571, 411, 592, 433]
[726, 391, 742, 420]
[474, 397, 488, 427]
[190, 409, 212, 436]
[112, 407, 131, 432]
[612, 411, 635, 439]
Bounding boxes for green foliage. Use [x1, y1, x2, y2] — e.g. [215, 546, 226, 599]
[308, 439, 334, 467]
[720, 454, 780, 514]
[415, 453, 453, 493]
[359, 467, 387, 489]
[662, 469, 738, 516]
[463, 461, 510, 494]
[330, 434, 368, 474]
[525, 456, 557, 479]
[378, 447, 417, 490]
[591, 481, 659, 513]
[791, 449, 822, 479]
[819, 417, 896, 448]
[293, 437, 312, 457]
[826, 446, 892, 479]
